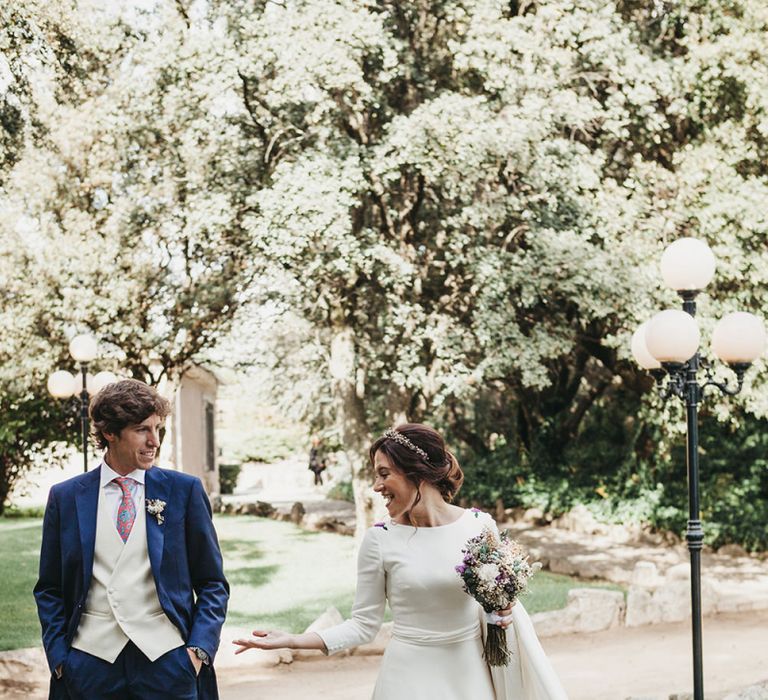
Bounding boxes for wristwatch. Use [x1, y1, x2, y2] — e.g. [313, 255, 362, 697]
[188, 646, 210, 665]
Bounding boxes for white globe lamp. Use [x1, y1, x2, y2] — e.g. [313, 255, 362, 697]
[47, 370, 77, 398]
[646, 310, 701, 364]
[69, 334, 98, 363]
[660, 238, 716, 292]
[631, 322, 661, 370]
[712, 312, 766, 365]
[91, 371, 118, 394]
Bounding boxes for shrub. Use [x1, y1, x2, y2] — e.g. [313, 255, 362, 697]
[326, 480, 354, 503]
[457, 402, 768, 552]
[219, 463, 242, 495]
[1, 505, 46, 519]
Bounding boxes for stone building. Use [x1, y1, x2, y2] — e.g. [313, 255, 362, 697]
[159, 365, 220, 497]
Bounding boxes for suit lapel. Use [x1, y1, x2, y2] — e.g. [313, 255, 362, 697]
[144, 467, 170, 583]
[75, 468, 101, 591]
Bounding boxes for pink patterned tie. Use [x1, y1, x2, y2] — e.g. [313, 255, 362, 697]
[114, 477, 136, 543]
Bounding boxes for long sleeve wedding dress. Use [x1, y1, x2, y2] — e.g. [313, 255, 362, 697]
[317, 509, 567, 699]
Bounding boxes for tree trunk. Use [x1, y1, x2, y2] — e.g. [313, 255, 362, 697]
[329, 324, 376, 539]
[0, 459, 11, 516]
[385, 384, 409, 426]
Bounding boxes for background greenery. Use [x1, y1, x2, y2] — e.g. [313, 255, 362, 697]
[460, 408, 768, 551]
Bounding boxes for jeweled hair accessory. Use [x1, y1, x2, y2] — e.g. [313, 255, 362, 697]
[382, 428, 429, 461]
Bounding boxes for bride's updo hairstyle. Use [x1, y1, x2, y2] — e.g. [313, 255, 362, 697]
[369, 423, 464, 505]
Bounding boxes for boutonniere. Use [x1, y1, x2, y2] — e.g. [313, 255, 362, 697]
[146, 499, 166, 524]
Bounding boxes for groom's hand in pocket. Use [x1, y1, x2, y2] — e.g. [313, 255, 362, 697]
[186, 648, 203, 675]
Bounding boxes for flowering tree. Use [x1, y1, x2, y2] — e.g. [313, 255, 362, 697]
[0, 1, 256, 511]
[223, 0, 768, 528]
[2, 0, 767, 535]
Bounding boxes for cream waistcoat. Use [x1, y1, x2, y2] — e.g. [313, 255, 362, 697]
[71, 485, 183, 662]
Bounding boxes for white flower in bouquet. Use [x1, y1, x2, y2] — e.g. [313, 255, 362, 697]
[478, 563, 501, 586]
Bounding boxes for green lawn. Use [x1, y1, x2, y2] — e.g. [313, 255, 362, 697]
[218, 516, 361, 631]
[0, 519, 43, 651]
[522, 570, 623, 614]
[0, 515, 624, 650]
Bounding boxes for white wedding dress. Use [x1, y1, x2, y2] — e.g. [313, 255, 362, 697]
[317, 509, 567, 699]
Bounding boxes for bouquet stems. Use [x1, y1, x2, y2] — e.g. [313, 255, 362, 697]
[483, 618, 510, 666]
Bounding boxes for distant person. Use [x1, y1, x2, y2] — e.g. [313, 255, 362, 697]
[308, 435, 327, 486]
[233, 423, 567, 699]
[34, 379, 229, 700]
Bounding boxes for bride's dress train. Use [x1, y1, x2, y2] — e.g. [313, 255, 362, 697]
[317, 509, 567, 699]
[487, 603, 568, 699]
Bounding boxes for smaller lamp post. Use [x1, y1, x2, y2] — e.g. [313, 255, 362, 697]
[631, 238, 766, 700]
[47, 334, 118, 473]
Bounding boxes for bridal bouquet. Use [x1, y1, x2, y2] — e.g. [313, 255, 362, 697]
[455, 526, 540, 666]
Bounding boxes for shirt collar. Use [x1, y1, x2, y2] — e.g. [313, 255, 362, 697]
[100, 459, 147, 488]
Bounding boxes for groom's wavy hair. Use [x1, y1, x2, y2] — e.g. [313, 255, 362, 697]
[369, 423, 464, 514]
[89, 379, 171, 449]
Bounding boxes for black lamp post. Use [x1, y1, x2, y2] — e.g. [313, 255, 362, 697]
[47, 334, 117, 473]
[631, 238, 766, 700]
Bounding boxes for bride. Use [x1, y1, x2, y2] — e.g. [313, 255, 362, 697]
[233, 423, 567, 699]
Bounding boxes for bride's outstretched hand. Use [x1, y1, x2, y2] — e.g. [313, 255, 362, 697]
[232, 630, 326, 654]
[232, 630, 294, 653]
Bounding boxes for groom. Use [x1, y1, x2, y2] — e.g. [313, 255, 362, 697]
[34, 379, 229, 699]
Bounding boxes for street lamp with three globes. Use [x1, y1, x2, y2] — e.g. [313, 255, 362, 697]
[631, 237, 766, 700]
[47, 334, 118, 473]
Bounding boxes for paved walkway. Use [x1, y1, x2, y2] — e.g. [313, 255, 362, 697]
[220, 455, 358, 530]
[227, 455, 330, 505]
[4, 610, 766, 700]
[216, 610, 768, 700]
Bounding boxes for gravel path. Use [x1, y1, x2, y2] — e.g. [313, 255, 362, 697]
[218, 610, 768, 700]
[4, 613, 765, 700]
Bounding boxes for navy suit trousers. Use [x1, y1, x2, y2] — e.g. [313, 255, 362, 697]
[61, 643, 198, 700]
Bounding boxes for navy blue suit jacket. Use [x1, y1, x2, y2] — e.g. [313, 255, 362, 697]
[34, 466, 229, 700]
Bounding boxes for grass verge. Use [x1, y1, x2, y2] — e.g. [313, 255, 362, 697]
[522, 570, 623, 614]
[0, 519, 43, 651]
